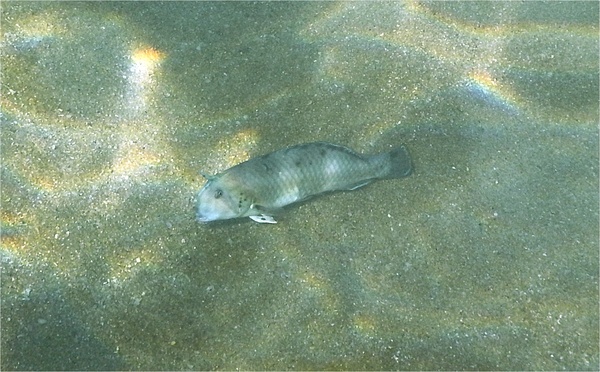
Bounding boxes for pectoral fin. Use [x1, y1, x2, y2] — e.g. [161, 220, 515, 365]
[249, 214, 277, 224]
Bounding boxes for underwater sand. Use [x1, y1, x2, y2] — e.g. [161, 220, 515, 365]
[1, 2, 598, 370]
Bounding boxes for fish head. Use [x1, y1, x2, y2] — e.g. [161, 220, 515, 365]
[196, 176, 250, 222]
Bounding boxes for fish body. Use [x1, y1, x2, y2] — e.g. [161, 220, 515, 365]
[196, 142, 412, 223]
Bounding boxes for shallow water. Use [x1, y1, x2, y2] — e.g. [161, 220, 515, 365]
[1, 2, 598, 370]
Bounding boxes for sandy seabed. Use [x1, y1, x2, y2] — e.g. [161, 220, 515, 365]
[1, 2, 598, 370]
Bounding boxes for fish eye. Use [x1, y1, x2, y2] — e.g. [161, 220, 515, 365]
[214, 189, 223, 199]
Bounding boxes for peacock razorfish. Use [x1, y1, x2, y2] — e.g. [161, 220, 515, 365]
[196, 142, 412, 224]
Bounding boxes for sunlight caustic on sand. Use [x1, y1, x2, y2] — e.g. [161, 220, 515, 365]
[110, 46, 167, 180]
[123, 46, 166, 119]
[463, 70, 521, 114]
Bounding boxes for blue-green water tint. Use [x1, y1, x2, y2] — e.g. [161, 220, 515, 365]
[1, 1, 598, 370]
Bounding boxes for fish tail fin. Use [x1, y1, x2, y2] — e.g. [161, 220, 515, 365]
[373, 145, 413, 179]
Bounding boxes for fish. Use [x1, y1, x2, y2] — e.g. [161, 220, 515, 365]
[196, 142, 412, 224]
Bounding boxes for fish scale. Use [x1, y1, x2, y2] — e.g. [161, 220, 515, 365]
[196, 142, 412, 224]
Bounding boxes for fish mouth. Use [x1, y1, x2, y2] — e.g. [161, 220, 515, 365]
[196, 211, 224, 223]
[196, 214, 211, 223]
